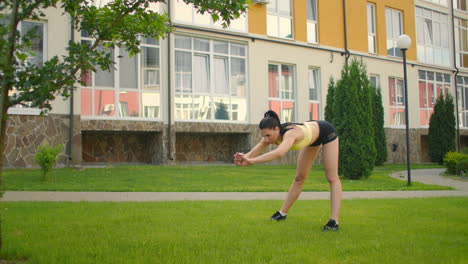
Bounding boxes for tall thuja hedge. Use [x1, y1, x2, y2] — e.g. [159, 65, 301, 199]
[372, 84, 387, 165]
[333, 59, 376, 179]
[324, 77, 336, 124]
[428, 94, 456, 164]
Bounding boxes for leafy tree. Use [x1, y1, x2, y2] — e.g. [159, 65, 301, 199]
[324, 77, 336, 124]
[0, 0, 248, 250]
[372, 84, 387, 165]
[429, 94, 456, 164]
[333, 59, 375, 179]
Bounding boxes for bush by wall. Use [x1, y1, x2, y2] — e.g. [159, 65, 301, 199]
[443, 151, 468, 175]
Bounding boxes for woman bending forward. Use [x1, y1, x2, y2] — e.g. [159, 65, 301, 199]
[234, 110, 342, 231]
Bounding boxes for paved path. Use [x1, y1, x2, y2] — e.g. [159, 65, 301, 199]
[1, 169, 467, 202]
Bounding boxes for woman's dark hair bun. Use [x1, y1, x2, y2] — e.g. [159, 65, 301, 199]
[264, 110, 280, 121]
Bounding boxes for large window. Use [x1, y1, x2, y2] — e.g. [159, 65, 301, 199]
[306, 0, 318, 43]
[455, 18, 468, 69]
[385, 8, 403, 57]
[367, 3, 377, 54]
[457, 76, 468, 127]
[308, 68, 321, 120]
[370, 74, 381, 89]
[173, 0, 247, 32]
[267, 0, 293, 39]
[269, 63, 296, 122]
[174, 35, 247, 122]
[80, 34, 161, 119]
[418, 70, 452, 126]
[8, 21, 47, 115]
[453, 0, 467, 11]
[388, 77, 405, 126]
[416, 7, 450, 66]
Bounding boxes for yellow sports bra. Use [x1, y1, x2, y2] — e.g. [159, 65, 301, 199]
[276, 123, 313, 150]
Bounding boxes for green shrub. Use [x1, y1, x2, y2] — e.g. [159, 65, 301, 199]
[443, 151, 468, 175]
[34, 144, 63, 181]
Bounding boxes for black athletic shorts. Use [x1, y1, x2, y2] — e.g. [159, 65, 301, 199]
[309, 120, 338, 146]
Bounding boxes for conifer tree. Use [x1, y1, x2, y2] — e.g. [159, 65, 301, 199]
[428, 94, 456, 164]
[324, 77, 336, 124]
[372, 85, 387, 165]
[333, 59, 375, 179]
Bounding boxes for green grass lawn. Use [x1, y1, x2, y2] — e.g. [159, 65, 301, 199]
[2, 164, 448, 192]
[1, 197, 467, 263]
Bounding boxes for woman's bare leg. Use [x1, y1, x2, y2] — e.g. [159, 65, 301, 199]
[280, 146, 321, 214]
[321, 138, 341, 221]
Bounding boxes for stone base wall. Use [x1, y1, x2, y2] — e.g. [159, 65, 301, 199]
[82, 131, 161, 164]
[3, 114, 77, 168]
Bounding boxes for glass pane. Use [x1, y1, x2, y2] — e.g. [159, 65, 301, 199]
[214, 41, 228, 54]
[142, 37, 158, 45]
[193, 95, 211, 120]
[281, 101, 295, 122]
[175, 94, 192, 120]
[230, 43, 246, 56]
[94, 90, 115, 116]
[307, 22, 317, 43]
[309, 103, 319, 120]
[214, 97, 230, 120]
[419, 81, 428, 108]
[141, 46, 160, 90]
[267, 15, 279, 36]
[21, 21, 44, 66]
[119, 91, 139, 117]
[368, 36, 376, 53]
[281, 64, 294, 100]
[119, 48, 138, 89]
[279, 17, 292, 38]
[95, 46, 114, 87]
[308, 69, 318, 100]
[268, 64, 279, 98]
[307, 0, 317, 20]
[193, 54, 210, 93]
[80, 88, 92, 116]
[278, 0, 291, 16]
[214, 57, 229, 94]
[175, 51, 192, 93]
[194, 38, 210, 52]
[231, 98, 247, 121]
[231, 58, 246, 97]
[141, 92, 160, 119]
[269, 101, 281, 118]
[175, 35, 192, 49]
[268, 0, 277, 13]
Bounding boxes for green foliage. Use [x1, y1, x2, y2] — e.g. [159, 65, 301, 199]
[215, 101, 229, 120]
[428, 94, 456, 164]
[34, 144, 63, 181]
[372, 85, 387, 165]
[443, 151, 468, 175]
[333, 59, 376, 179]
[324, 77, 336, 124]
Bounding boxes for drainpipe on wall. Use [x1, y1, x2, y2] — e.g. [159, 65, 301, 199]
[68, 15, 75, 162]
[342, 0, 350, 64]
[451, 0, 460, 151]
[167, 1, 173, 161]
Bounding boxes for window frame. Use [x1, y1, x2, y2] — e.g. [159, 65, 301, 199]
[268, 62, 297, 122]
[385, 8, 404, 58]
[308, 67, 321, 120]
[306, 0, 318, 44]
[367, 3, 377, 54]
[174, 35, 248, 123]
[418, 70, 452, 127]
[267, 0, 294, 39]
[388, 76, 406, 127]
[8, 20, 48, 116]
[79, 35, 163, 120]
[455, 18, 468, 69]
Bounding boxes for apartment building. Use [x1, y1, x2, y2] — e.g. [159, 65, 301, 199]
[4, 0, 468, 167]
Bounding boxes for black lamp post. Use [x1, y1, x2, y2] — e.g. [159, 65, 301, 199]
[397, 34, 412, 186]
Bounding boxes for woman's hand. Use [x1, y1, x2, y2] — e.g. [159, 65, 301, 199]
[233, 152, 253, 166]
